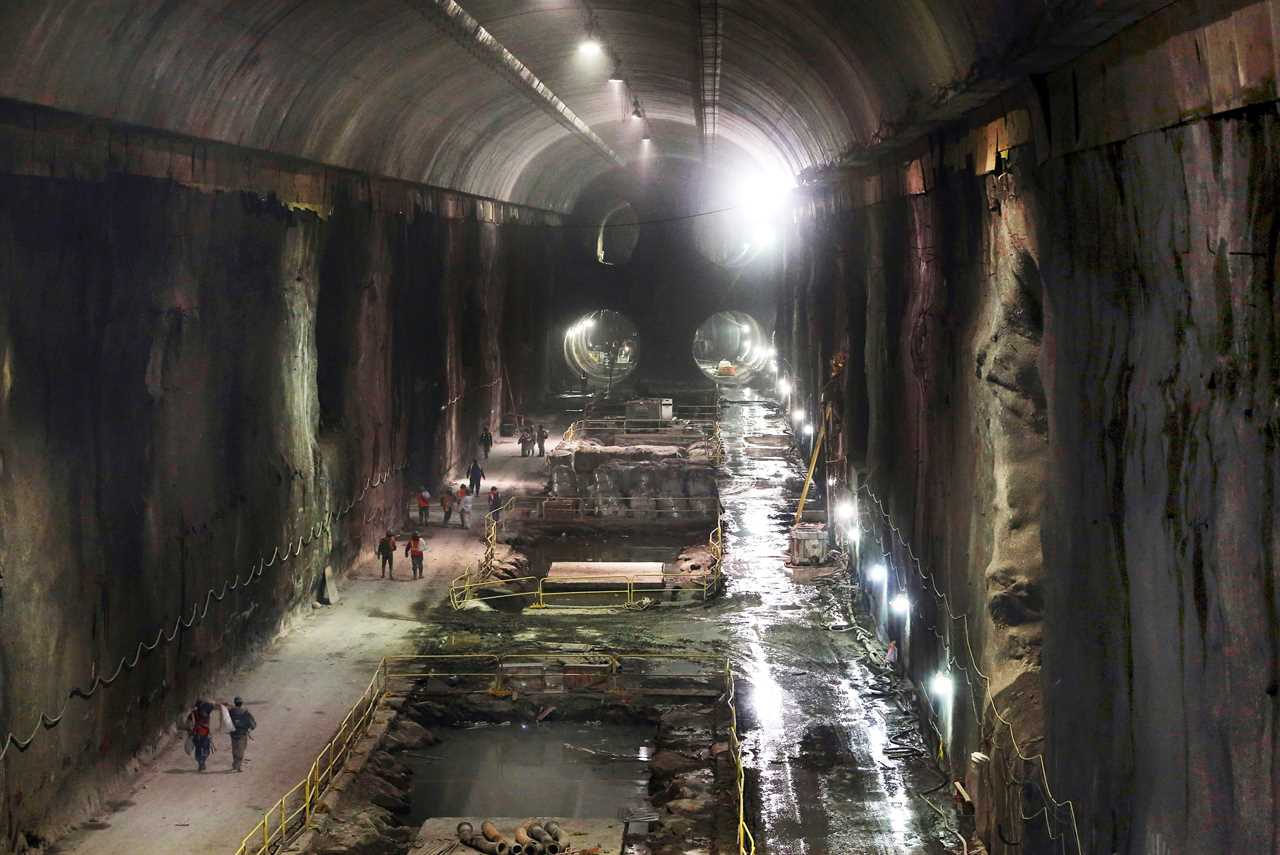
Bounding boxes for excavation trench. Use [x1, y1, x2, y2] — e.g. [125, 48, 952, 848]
[307, 660, 739, 855]
[477, 527, 723, 613]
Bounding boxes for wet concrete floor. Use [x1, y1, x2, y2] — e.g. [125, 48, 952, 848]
[425, 398, 957, 853]
[713, 398, 954, 854]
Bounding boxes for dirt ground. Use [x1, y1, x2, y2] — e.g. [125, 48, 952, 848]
[50, 429, 559, 855]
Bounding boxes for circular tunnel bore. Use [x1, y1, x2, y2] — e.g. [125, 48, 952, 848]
[563, 310, 640, 388]
[692, 311, 771, 384]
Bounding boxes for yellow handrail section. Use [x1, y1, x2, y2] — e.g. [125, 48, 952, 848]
[232, 651, 754, 855]
[454, 512, 726, 611]
[556, 417, 725, 466]
[234, 660, 388, 855]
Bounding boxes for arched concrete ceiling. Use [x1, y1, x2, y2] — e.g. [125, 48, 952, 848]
[0, 0, 1170, 210]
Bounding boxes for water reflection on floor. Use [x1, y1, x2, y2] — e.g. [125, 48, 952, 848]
[404, 721, 654, 826]
[716, 398, 953, 854]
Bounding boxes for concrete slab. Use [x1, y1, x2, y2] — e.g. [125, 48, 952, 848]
[410, 817, 623, 855]
[544, 561, 668, 587]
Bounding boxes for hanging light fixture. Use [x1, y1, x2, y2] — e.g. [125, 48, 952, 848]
[608, 64, 624, 83]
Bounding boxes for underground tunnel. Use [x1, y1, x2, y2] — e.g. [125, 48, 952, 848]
[0, 2, 1277, 855]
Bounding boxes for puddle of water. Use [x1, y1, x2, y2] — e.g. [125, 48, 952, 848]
[404, 721, 654, 825]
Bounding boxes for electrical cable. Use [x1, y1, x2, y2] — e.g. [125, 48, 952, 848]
[853, 479, 1085, 855]
[0, 459, 409, 764]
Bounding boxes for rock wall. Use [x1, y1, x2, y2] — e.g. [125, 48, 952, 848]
[0, 103, 559, 844]
[783, 105, 1278, 855]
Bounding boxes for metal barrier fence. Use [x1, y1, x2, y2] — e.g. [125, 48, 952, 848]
[379, 653, 755, 855]
[234, 661, 388, 855]
[559, 417, 725, 466]
[454, 512, 725, 611]
[583, 396, 721, 422]
[233, 652, 755, 855]
[562, 418, 713, 441]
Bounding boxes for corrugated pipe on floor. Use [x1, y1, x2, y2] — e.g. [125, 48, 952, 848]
[526, 823, 559, 854]
[542, 820, 569, 847]
[513, 826, 543, 855]
[457, 821, 507, 855]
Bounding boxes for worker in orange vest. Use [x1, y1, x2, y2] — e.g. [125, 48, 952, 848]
[403, 531, 426, 580]
[416, 486, 431, 526]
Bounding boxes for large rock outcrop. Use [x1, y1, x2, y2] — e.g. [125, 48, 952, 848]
[0, 101, 558, 843]
[781, 49, 1279, 855]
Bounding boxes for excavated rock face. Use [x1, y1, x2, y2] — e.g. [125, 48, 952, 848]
[1039, 111, 1280, 854]
[0, 119, 557, 839]
[783, 106, 1279, 853]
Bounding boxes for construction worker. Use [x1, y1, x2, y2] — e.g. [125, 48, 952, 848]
[537, 425, 549, 457]
[468, 459, 485, 496]
[377, 530, 396, 579]
[416, 486, 431, 526]
[480, 427, 494, 460]
[404, 531, 426, 580]
[458, 485, 472, 529]
[227, 696, 256, 772]
[488, 486, 502, 521]
[186, 699, 216, 772]
[440, 488, 456, 527]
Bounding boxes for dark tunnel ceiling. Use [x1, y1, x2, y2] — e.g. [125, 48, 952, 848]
[0, 1, 1172, 212]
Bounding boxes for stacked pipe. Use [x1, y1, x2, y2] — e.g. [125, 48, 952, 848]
[457, 820, 571, 855]
[456, 821, 508, 855]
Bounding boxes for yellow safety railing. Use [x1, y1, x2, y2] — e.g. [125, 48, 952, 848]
[379, 652, 753, 855]
[232, 651, 754, 855]
[558, 399, 724, 465]
[453, 516, 725, 611]
[234, 660, 388, 855]
[722, 657, 757, 855]
[487, 495, 719, 536]
[559, 418, 712, 441]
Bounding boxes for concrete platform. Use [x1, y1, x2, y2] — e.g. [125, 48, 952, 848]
[543, 561, 669, 588]
[410, 817, 623, 855]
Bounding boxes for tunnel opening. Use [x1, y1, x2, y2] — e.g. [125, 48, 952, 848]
[561, 310, 639, 392]
[595, 202, 639, 266]
[691, 311, 772, 385]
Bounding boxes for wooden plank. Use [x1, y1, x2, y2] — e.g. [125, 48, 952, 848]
[545, 561, 669, 587]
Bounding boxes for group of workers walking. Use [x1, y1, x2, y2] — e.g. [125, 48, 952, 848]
[185, 696, 256, 772]
[180, 422, 551, 775]
[375, 421, 552, 580]
[519, 424, 549, 457]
